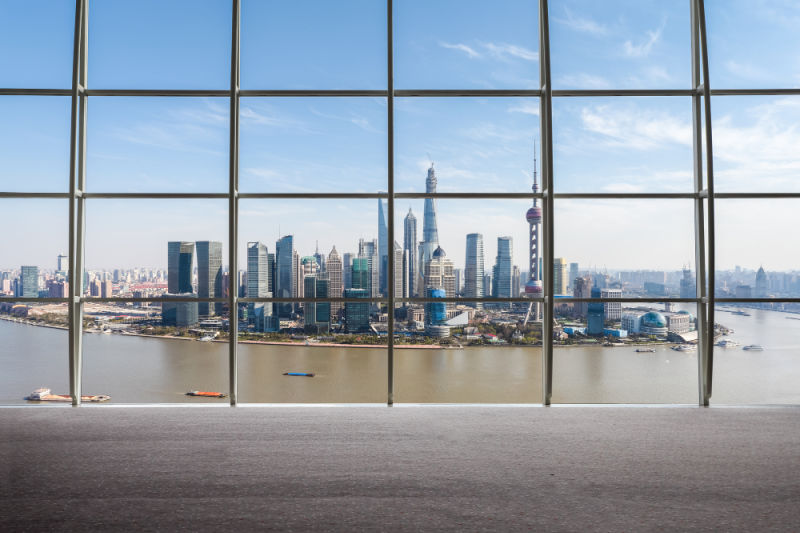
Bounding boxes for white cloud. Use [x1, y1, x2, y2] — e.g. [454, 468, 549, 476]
[724, 60, 767, 81]
[507, 101, 540, 116]
[623, 24, 664, 58]
[482, 42, 538, 62]
[554, 6, 609, 36]
[579, 105, 692, 150]
[439, 41, 481, 59]
[556, 73, 611, 89]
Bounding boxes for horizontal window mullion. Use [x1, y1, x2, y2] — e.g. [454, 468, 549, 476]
[395, 192, 542, 199]
[240, 90, 388, 97]
[710, 88, 800, 96]
[0, 88, 72, 96]
[554, 193, 697, 199]
[715, 298, 800, 304]
[394, 89, 542, 97]
[238, 192, 388, 199]
[0, 192, 71, 198]
[82, 192, 229, 199]
[83, 297, 227, 304]
[401, 297, 543, 304]
[240, 297, 387, 304]
[552, 89, 694, 97]
[560, 297, 700, 304]
[84, 89, 230, 97]
[714, 192, 800, 199]
[0, 297, 70, 303]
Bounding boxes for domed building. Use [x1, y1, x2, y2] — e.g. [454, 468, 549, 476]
[640, 311, 668, 336]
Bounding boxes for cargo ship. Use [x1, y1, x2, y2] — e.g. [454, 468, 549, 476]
[186, 391, 228, 398]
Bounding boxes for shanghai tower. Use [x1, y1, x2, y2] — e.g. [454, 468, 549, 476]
[419, 164, 440, 283]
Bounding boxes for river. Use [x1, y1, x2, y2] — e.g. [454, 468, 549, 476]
[2, 306, 798, 404]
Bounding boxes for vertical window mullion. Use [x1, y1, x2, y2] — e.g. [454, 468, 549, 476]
[539, 0, 554, 406]
[228, 0, 241, 406]
[386, 0, 395, 405]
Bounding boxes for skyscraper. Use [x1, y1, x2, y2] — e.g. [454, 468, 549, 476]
[419, 164, 439, 289]
[327, 246, 343, 323]
[679, 267, 696, 299]
[403, 208, 418, 297]
[358, 238, 379, 298]
[569, 262, 579, 292]
[20, 266, 38, 298]
[587, 286, 605, 335]
[424, 246, 456, 307]
[275, 235, 294, 317]
[553, 258, 568, 296]
[524, 150, 543, 321]
[342, 252, 353, 290]
[755, 266, 768, 298]
[493, 236, 513, 306]
[351, 258, 370, 291]
[464, 233, 485, 309]
[168, 241, 194, 294]
[378, 198, 388, 295]
[247, 242, 269, 299]
[344, 288, 370, 333]
[393, 241, 403, 307]
[165, 241, 198, 327]
[196, 241, 223, 316]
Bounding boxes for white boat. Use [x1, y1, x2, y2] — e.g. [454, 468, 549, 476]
[743, 344, 764, 351]
[199, 335, 214, 342]
[672, 344, 697, 352]
[716, 339, 740, 348]
[27, 388, 51, 400]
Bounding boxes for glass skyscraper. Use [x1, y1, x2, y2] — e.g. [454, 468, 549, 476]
[196, 241, 222, 316]
[464, 233, 485, 309]
[492, 236, 513, 306]
[275, 235, 294, 318]
[403, 208, 417, 297]
[20, 266, 38, 298]
[167, 241, 194, 294]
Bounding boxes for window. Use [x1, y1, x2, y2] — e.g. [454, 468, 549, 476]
[2, 0, 797, 406]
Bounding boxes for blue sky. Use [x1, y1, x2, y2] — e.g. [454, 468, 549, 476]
[1, 1, 799, 273]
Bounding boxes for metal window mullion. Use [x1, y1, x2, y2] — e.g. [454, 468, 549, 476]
[386, 0, 395, 406]
[697, 0, 716, 402]
[228, 0, 241, 406]
[539, 0, 554, 406]
[67, 0, 88, 407]
[690, 0, 709, 406]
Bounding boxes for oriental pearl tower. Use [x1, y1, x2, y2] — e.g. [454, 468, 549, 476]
[524, 144, 543, 323]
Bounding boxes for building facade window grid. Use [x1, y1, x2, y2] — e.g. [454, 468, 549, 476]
[0, 0, 796, 406]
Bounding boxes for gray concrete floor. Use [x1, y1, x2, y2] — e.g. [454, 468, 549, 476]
[2, 406, 799, 532]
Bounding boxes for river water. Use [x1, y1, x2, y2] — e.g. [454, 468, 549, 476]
[2, 306, 798, 404]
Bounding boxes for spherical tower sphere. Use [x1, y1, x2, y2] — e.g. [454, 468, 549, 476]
[526, 206, 542, 224]
[642, 311, 667, 328]
[525, 279, 543, 294]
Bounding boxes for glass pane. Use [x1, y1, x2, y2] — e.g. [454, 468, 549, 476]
[86, 97, 229, 192]
[0, 302, 69, 405]
[553, 303, 699, 403]
[89, 0, 231, 89]
[555, 200, 696, 296]
[84, 200, 229, 299]
[712, 303, 800, 404]
[0, 200, 69, 299]
[394, 0, 539, 89]
[716, 200, 800, 298]
[550, 0, 691, 89]
[82, 313, 229, 403]
[706, 0, 800, 89]
[0, 0, 75, 89]
[395, 98, 540, 192]
[712, 96, 800, 192]
[237, 303, 387, 403]
[0, 96, 71, 192]
[553, 97, 693, 192]
[239, 97, 387, 193]
[241, 0, 386, 90]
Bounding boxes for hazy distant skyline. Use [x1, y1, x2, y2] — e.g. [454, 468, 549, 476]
[2, 1, 799, 272]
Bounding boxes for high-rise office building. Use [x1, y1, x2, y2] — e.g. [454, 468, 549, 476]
[358, 238, 379, 298]
[424, 246, 456, 309]
[304, 275, 330, 333]
[168, 241, 194, 294]
[342, 253, 353, 290]
[275, 235, 294, 317]
[554, 258, 568, 296]
[313, 242, 326, 274]
[569, 262, 579, 291]
[20, 266, 38, 298]
[419, 165, 439, 289]
[344, 288, 370, 333]
[464, 233, 484, 309]
[393, 241, 403, 307]
[679, 267, 696, 299]
[492, 236, 513, 306]
[512, 266, 521, 298]
[755, 266, 768, 298]
[524, 153, 543, 321]
[403, 208, 418, 297]
[573, 276, 592, 318]
[196, 241, 223, 316]
[101, 280, 113, 298]
[587, 286, 605, 335]
[601, 288, 622, 321]
[378, 198, 388, 295]
[327, 246, 343, 323]
[246, 241, 274, 331]
[351, 258, 370, 291]
[165, 241, 198, 327]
